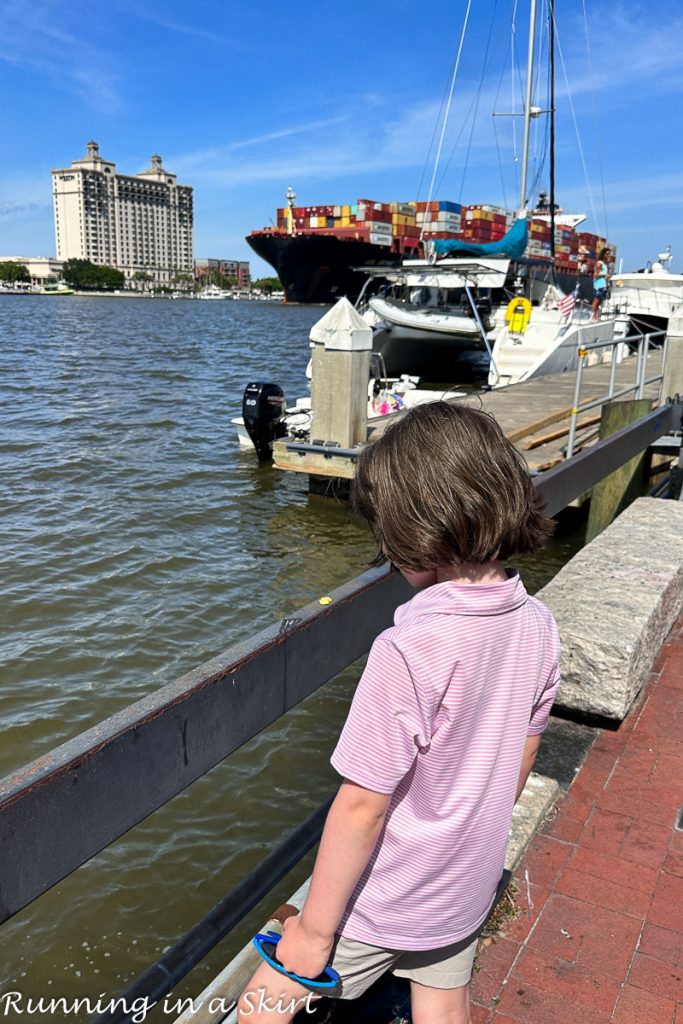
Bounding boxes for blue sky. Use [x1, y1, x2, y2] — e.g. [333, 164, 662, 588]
[1, 0, 682, 277]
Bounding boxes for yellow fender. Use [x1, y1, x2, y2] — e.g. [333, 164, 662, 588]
[505, 296, 532, 333]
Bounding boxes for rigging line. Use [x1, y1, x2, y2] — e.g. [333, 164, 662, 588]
[436, 1, 505, 197]
[492, 7, 512, 110]
[434, 82, 490, 198]
[533, 0, 549, 189]
[581, 0, 609, 237]
[528, 113, 549, 200]
[492, 116, 509, 211]
[457, 0, 500, 199]
[510, 0, 517, 175]
[421, 0, 472, 240]
[510, 0, 517, 176]
[527, 0, 548, 205]
[434, 55, 501, 201]
[528, 5, 552, 202]
[552, 7, 599, 229]
[491, 8, 515, 211]
[509, 0, 525, 204]
[433, 0, 499, 199]
[415, 55, 462, 202]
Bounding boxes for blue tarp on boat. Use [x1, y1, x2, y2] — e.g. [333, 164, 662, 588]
[432, 217, 528, 259]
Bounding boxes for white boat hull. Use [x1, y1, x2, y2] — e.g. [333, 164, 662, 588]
[232, 385, 465, 451]
[489, 311, 616, 387]
[606, 271, 683, 329]
[367, 296, 485, 343]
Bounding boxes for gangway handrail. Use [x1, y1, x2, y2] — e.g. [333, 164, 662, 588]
[566, 329, 667, 458]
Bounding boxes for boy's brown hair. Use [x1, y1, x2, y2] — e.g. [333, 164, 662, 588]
[352, 401, 553, 570]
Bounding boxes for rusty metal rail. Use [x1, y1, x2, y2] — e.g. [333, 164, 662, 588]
[1, 398, 681, 931]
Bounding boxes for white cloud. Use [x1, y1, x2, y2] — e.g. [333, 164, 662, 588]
[0, 0, 123, 112]
[0, 173, 53, 211]
[170, 116, 356, 172]
[558, 171, 683, 217]
[0, 201, 43, 218]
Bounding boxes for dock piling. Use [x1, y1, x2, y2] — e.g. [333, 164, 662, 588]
[661, 305, 683, 401]
[309, 297, 372, 450]
[585, 398, 652, 543]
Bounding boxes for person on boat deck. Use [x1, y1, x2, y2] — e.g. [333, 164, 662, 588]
[238, 402, 561, 1024]
[591, 247, 611, 320]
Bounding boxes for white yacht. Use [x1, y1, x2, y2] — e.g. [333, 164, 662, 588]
[198, 284, 230, 300]
[606, 248, 683, 336]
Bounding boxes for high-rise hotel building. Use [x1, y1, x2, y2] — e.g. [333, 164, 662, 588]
[52, 141, 193, 286]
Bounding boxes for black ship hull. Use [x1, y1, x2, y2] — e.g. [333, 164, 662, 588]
[246, 232, 408, 304]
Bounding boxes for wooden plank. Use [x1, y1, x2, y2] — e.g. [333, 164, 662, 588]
[524, 414, 602, 450]
[504, 397, 599, 444]
[272, 441, 356, 479]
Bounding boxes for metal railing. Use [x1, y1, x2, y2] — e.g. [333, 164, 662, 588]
[1, 400, 682, 1022]
[566, 329, 667, 458]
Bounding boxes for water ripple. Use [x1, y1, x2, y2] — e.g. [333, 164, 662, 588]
[0, 294, 582, 1002]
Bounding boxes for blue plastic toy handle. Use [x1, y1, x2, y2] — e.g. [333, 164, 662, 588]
[252, 930, 341, 989]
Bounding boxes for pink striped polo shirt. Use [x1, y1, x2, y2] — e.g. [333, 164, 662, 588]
[330, 570, 560, 950]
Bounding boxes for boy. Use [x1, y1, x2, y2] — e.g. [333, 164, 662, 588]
[239, 403, 560, 1024]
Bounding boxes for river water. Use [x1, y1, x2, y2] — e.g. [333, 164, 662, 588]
[0, 296, 582, 1020]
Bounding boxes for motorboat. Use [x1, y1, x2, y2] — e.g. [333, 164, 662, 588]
[232, 375, 465, 454]
[198, 284, 231, 300]
[606, 247, 683, 336]
[39, 281, 74, 295]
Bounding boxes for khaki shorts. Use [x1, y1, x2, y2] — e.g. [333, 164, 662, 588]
[327, 933, 478, 1000]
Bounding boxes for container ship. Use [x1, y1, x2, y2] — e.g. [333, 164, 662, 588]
[246, 189, 614, 305]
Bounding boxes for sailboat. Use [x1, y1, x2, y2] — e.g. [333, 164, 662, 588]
[358, 0, 617, 386]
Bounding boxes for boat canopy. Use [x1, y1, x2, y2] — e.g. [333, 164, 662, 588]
[432, 217, 528, 259]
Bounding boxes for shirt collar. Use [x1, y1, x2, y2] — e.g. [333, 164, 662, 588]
[394, 569, 528, 623]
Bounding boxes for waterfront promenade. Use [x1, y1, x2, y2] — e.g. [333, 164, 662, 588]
[469, 613, 683, 1024]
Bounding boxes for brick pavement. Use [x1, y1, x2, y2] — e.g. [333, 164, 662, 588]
[470, 614, 683, 1024]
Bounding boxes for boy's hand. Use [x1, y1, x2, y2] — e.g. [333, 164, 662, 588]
[275, 915, 334, 980]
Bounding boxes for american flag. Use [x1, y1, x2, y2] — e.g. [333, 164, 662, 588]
[558, 287, 578, 318]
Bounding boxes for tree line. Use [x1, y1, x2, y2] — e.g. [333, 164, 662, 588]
[0, 262, 31, 283]
[61, 260, 125, 290]
[0, 260, 281, 294]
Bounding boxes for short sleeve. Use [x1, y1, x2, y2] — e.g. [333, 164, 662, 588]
[331, 634, 431, 794]
[528, 624, 561, 735]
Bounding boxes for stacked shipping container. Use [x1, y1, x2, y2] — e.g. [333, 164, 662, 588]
[275, 200, 414, 251]
[461, 205, 509, 244]
[272, 199, 614, 274]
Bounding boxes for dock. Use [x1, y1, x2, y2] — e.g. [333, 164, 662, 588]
[273, 347, 665, 479]
[448, 346, 664, 471]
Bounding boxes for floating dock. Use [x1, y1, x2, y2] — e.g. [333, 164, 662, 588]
[273, 346, 665, 479]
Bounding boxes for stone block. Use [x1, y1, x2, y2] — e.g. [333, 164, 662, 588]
[537, 498, 683, 719]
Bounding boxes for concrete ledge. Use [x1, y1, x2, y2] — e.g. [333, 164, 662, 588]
[506, 772, 560, 871]
[537, 497, 683, 719]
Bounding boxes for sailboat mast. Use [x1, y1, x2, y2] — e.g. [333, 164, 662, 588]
[519, 0, 538, 210]
[549, 0, 556, 268]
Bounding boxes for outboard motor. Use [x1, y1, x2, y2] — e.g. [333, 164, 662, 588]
[242, 382, 287, 462]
